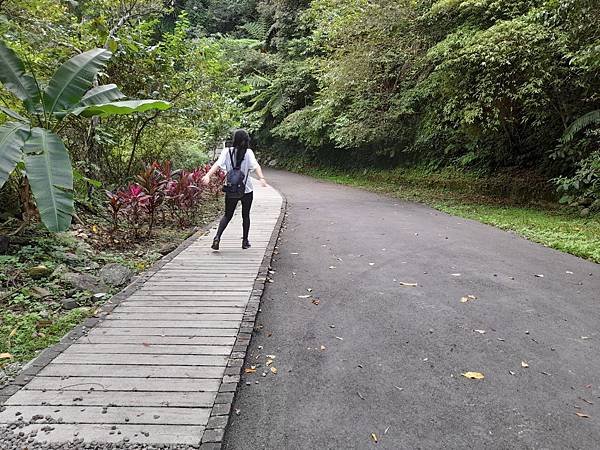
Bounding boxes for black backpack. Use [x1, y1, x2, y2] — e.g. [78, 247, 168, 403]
[222, 148, 247, 199]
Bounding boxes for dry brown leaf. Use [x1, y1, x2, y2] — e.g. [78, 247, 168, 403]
[312, 299, 320, 305]
[266, 359, 273, 366]
[320, 345, 326, 351]
[371, 433, 378, 443]
[462, 371, 485, 380]
[244, 367, 257, 374]
[521, 361, 529, 368]
[575, 412, 590, 418]
[270, 367, 278, 374]
[460, 295, 477, 303]
[0, 353, 13, 360]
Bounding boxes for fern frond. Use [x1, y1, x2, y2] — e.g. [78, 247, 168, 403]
[561, 110, 600, 143]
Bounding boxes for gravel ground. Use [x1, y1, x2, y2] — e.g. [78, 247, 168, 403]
[0, 362, 24, 390]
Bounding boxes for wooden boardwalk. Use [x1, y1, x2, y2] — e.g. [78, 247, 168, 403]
[0, 183, 283, 446]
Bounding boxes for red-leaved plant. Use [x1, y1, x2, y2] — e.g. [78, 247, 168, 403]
[137, 165, 167, 237]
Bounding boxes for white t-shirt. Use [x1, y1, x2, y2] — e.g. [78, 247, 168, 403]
[215, 147, 259, 194]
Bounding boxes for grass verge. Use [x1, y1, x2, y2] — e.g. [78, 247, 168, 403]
[284, 165, 600, 263]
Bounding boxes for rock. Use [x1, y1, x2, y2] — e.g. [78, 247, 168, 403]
[51, 264, 69, 279]
[268, 159, 278, 167]
[62, 272, 107, 293]
[580, 208, 590, 217]
[159, 242, 179, 256]
[0, 236, 9, 254]
[99, 263, 133, 287]
[29, 286, 51, 299]
[61, 298, 79, 310]
[27, 265, 52, 279]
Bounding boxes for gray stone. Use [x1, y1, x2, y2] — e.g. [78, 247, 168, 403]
[99, 263, 133, 287]
[158, 242, 179, 255]
[30, 286, 52, 299]
[61, 298, 79, 310]
[62, 272, 107, 293]
[28, 265, 52, 279]
[580, 207, 590, 217]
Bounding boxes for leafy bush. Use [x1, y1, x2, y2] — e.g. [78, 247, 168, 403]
[105, 162, 225, 237]
[554, 151, 600, 214]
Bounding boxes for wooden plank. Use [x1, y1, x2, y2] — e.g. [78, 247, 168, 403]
[108, 313, 243, 321]
[117, 306, 245, 312]
[53, 353, 228, 367]
[5, 390, 216, 407]
[76, 335, 236, 346]
[68, 343, 232, 355]
[24, 377, 221, 392]
[122, 300, 247, 307]
[13, 424, 205, 445]
[38, 364, 225, 379]
[99, 320, 241, 328]
[0, 405, 210, 426]
[86, 327, 238, 337]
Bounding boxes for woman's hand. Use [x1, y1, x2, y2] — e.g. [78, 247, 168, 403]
[201, 174, 211, 186]
[260, 177, 268, 187]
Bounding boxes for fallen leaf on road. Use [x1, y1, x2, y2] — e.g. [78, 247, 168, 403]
[371, 433, 378, 443]
[270, 367, 278, 374]
[474, 329, 486, 334]
[307, 288, 313, 292]
[579, 397, 594, 405]
[462, 372, 485, 380]
[335, 336, 344, 340]
[369, 263, 375, 266]
[357, 391, 365, 400]
[575, 412, 590, 418]
[399, 282, 418, 287]
[298, 295, 311, 299]
[461, 295, 477, 303]
[521, 361, 529, 368]
[266, 354, 276, 359]
[312, 299, 320, 305]
[566, 271, 573, 274]
[394, 386, 404, 391]
[320, 345, 326, 351]
[0, 353, 13, 360]
[581, 336, 590, 340]
[244, 367, 256, 374]
[509, 371, 516, 375]
[329, 266, 336, 269]
[451, 273, 461, 277]
[266, 359, 273, 366]
[534, 274, 544, 278]
[291, 252, 299, 255]
[384, 426, 390, 435]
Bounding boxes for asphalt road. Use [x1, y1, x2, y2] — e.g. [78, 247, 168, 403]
[223, 170, 600, 450]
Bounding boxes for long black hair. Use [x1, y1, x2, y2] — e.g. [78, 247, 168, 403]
[232, 129, 250, 167]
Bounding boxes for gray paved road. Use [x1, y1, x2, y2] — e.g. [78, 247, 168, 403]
[223, 170, 599, 450]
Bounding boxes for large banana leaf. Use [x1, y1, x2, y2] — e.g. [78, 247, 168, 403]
[43, 48, 112, 115]
[71, 99, 172, 118]
[0, 106, 29, 123]
[23, 128, 74, 232]
[0, 121, 29, 187]
[0, 41, 40, 112]
[80, 84, 125, 106]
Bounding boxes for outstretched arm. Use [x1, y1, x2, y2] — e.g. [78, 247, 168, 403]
[254, 165, 268, 187]
[201, 162, 221, 185]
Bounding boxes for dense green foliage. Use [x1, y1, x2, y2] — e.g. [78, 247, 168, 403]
[237, 0, 599, 208]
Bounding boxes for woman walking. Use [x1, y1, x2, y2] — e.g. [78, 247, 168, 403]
[202, 129, 268, 250]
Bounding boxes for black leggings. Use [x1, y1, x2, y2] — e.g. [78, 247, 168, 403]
[215, 191, 253, 240]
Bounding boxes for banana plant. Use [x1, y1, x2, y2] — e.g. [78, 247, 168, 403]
[0, 41, 172, 231]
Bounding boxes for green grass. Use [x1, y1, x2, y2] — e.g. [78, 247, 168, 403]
[286, 165, 600, 263]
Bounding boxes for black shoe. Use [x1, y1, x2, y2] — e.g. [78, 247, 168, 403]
[211, 238, 220, 250]
[242, 239, 251, 249]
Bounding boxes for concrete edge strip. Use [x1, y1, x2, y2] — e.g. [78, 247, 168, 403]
[0, 223, 216, 404]
[200, 187, 288, 449]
